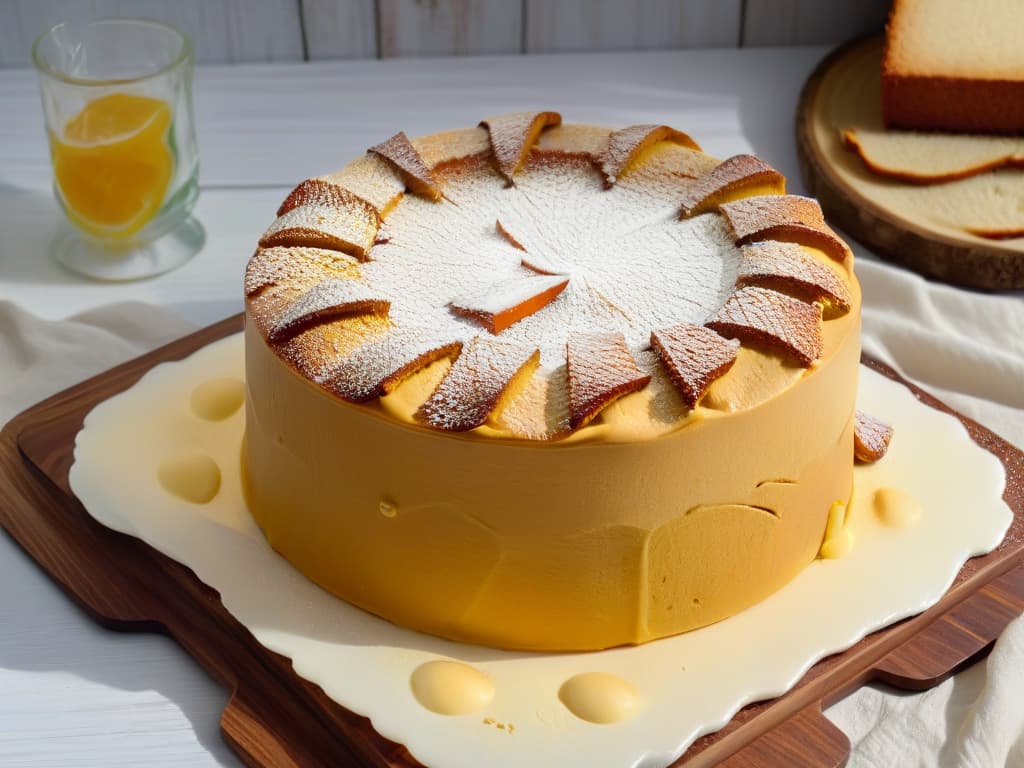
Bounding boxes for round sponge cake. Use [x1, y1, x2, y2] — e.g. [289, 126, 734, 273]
[242, 113, 861, 651]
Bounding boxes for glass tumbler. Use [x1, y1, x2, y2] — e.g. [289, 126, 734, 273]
[33, 18, 203, 281]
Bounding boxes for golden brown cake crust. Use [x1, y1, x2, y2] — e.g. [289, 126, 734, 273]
[882, 75, 1024, 134]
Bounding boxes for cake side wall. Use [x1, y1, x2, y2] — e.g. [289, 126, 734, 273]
[241, 309, 861, 651]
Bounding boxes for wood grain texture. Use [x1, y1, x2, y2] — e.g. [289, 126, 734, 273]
[873, 567, 1024, 691]
[525, 0, 741, 53]
[742, 0, 890, 47]
[378, 0, 522, 58]
[302, 0, 379, 60]
[0, 0, 305, 68]
[1, 318, 1022, 768]
[796, 37, 1024, 290]
[719, 704, 849, 768]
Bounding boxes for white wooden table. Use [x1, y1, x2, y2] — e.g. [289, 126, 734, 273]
[0, 46, 1017, 767]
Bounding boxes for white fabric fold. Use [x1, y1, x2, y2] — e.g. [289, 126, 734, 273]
[0, 299, 196, 424]
[856, 258, 1024, 448]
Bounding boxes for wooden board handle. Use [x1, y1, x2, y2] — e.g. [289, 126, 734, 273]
[719, 703, 849, 767]
[872, 564, 1024, 691]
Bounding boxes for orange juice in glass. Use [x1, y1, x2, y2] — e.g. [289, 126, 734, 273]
[33, 19, 202, 280]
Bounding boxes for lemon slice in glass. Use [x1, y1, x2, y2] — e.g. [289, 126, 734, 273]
[51, 93, 174, 240]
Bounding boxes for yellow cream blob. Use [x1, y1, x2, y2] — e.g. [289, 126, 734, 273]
[873, 487, 923, 528]
[190, 377, 245, 421]
[157, 454, 221, 504]
[410, 660, 495, 716]
[558, 672, 641, 724]
[819, 500, 854, 559]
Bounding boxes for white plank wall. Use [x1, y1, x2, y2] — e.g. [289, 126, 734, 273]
[0, 0, 894, 66]
[741, 0, 891, 46]
[0, 0, 305, 67]
[377, 0, 522, 57]
[301, 0, 378, 60]
[525, 0, 742, 53]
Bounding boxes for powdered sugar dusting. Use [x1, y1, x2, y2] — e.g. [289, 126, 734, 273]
[495, 219, 527, 251]
[254, 136, 770, 439]
[566, 331, 651, 429]
[650, 323, 740, 408]
[321, 327, 462, 402]
[721, 195, 851, 263]
[369, 132, 441, 201]
[481, 111, 562, 181]
[260, 203, 379, 260]
[854, 410, 894, 463]
[320, 154, 405, 215]
[244, 246, 360, 297]
[489, 360, 571, 440]
[450, 274, 569, 333]
[722, 194, 826, 232]
[278, 315, 389, 384]
[358, 151, 742, 369]
[679, 155, 783, 217]
[737, 242, 851, 315]
[418, 336, 540, 431]
[599, 124, 700, 187]
[707, 286, 823, 367]
[270, 279, 390, 342]
[277, 179, 378, 220]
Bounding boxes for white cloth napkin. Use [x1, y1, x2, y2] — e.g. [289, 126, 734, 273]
[0, 299, 196, 424]
[0, 278, 1021, 767]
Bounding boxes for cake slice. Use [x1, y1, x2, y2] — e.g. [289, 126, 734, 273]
[417, 337, 540, 432]
[262, 179, 380, 260]
[649, 323, 740, 408]
[598, 124, 700, 187]
[842, 126, 1024, 184]
[566, 331, 651, 430]
[883, 0, 1024, 133]
[679, 155, 785, 218]
[706, 286, 823, 367]
[369, 132, 443, 201]
[481, 111, 562, 183]
[720, 195, 851, 263]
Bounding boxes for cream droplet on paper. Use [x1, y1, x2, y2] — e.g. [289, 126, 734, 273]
[558, 672, 640, 724]
[379, 498, 398, 518]
[819, 500, 853, 559]
[411, 660, 494, 716]
[873, 487, 922, 528]
[158, 454, 221, 504]
[190, 377, 245, 421]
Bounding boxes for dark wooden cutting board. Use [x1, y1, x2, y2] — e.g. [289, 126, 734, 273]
[1, 314, 1021, 767]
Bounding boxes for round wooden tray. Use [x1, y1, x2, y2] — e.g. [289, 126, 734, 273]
[796, 37, 1024, 291]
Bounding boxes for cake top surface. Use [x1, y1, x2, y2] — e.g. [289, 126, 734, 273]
[245, 113, 859, 442]
[885, 0, 1024, 79]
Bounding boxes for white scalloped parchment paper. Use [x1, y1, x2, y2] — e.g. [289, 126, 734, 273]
[70, 333, 1011, 768]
